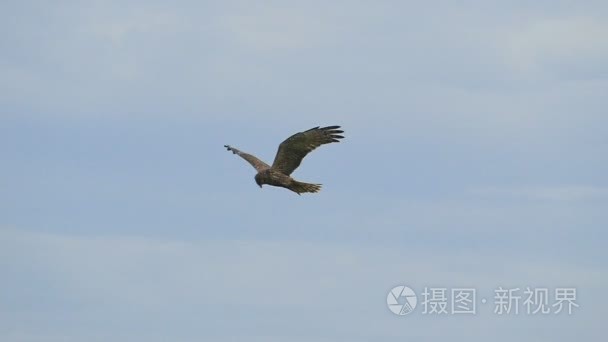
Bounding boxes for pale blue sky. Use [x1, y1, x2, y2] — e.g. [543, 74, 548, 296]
[1, 1, 607, 341]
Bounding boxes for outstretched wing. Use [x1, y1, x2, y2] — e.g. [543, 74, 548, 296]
[224, 145, 270, 172]
[271, 125, 344, 175]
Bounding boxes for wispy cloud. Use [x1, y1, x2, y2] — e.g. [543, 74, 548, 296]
[504, 16, 608, 79]
[0, 227, 605, 341]
[470, 185, 608, 201]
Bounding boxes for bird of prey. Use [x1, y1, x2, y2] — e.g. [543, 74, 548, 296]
[224, 125, 344, 195]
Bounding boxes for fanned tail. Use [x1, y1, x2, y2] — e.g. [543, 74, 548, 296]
[290, 180, 322, 195]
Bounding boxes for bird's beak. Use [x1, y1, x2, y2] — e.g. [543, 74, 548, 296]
[258, 184, 263, 188]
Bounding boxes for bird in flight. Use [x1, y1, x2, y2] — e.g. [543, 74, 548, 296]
[225, 125, 344, 195]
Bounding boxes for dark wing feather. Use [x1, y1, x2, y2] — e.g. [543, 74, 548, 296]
[271, 125, 344, 175]
[224, 145, 270, 172]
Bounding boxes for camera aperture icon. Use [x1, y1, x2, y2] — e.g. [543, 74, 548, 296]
[387, 286, 417, 315]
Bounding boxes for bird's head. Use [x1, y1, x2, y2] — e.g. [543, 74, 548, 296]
[254, 174, 263, 188]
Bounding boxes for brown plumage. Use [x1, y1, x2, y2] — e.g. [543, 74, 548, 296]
[225, 125, 344, 194]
